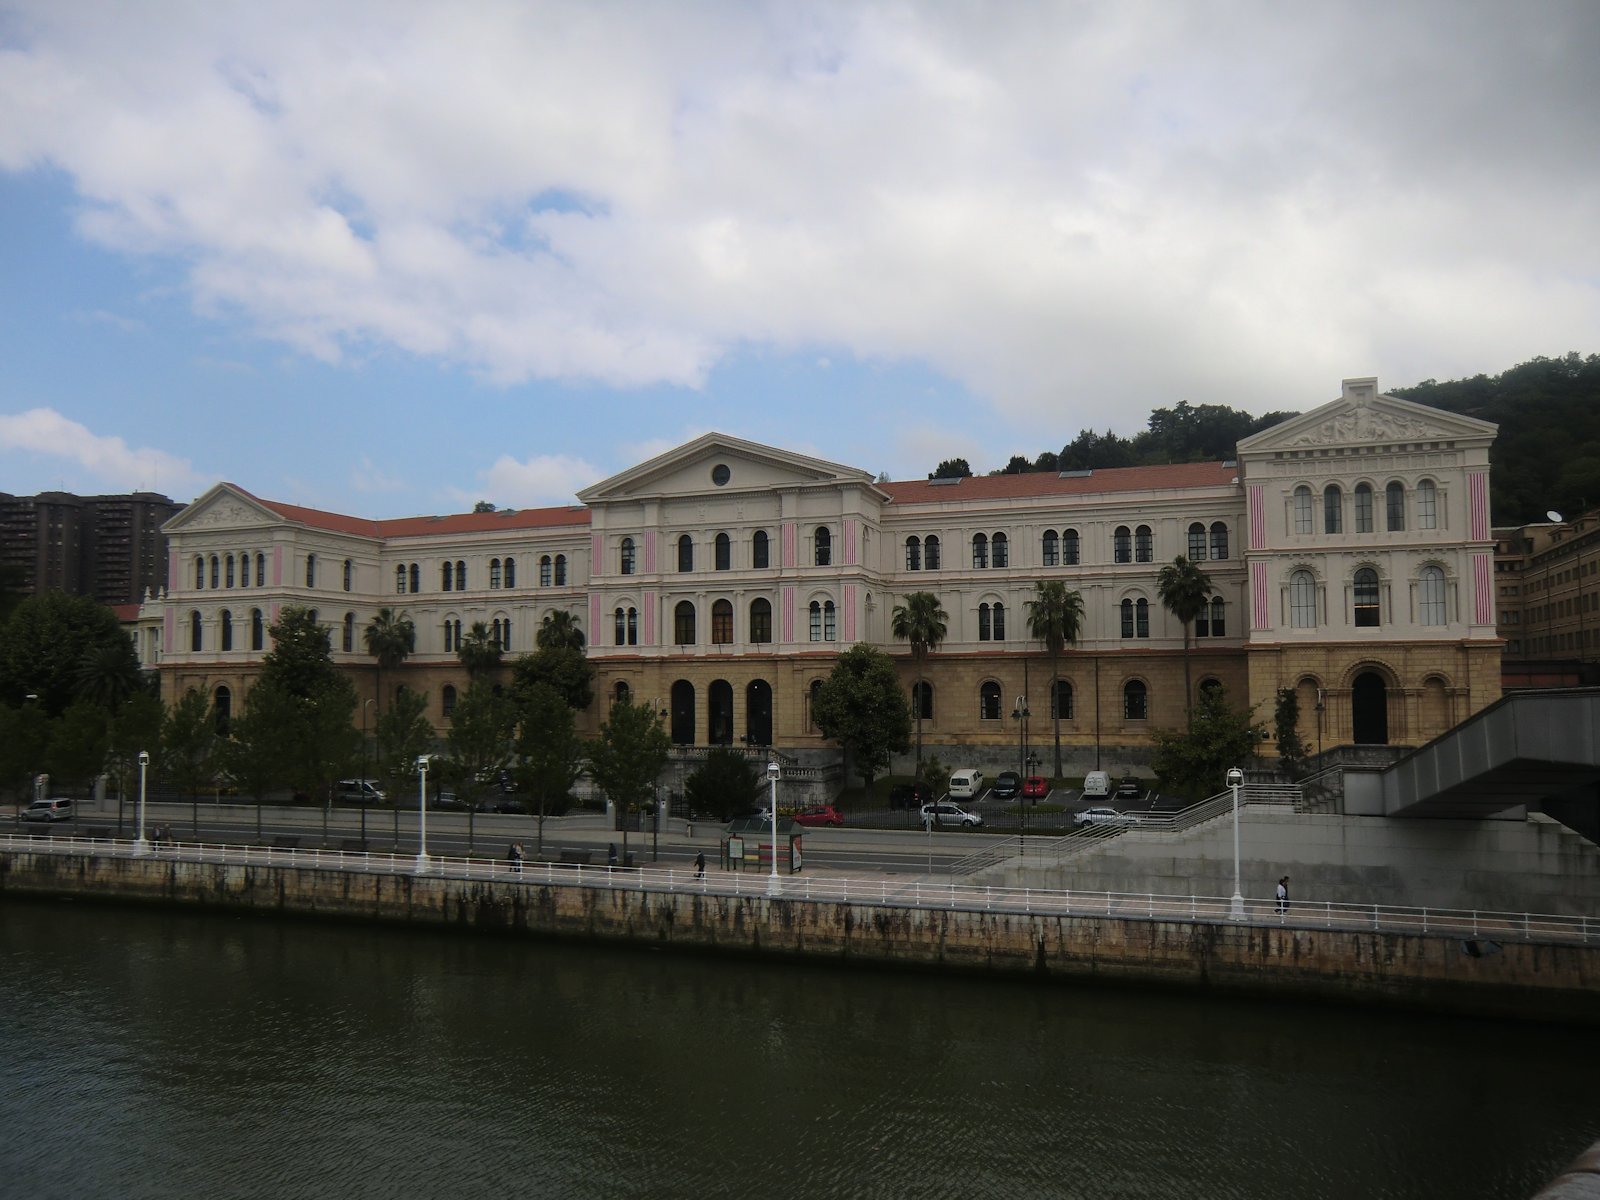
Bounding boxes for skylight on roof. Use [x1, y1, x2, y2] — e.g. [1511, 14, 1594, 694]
[1057, 469, 1093, 479]
[927, 477, 962, 486]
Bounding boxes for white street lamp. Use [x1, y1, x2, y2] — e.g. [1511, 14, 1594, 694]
[133, 750, 151, 856]
[416, 755, 433, 873]
[1227, 766, 1245, 919]
[766, 759, 782, 896]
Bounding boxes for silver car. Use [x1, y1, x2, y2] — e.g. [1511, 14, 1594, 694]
[22, 797, 75, 822]
[1073, 806, 1140, 828]
[920, 802, 984, 828]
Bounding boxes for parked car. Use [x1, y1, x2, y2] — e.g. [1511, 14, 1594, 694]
[1081, 771, 1112, 798]
[1022, 776, 1050, 801]
[1115, 778, 1144, 800]
[920, 802, 984, 828]
[948, 769, 985, 799]
[476, 796, 528, 815]
[792, 805, 844, 827]
[991, 771, 1022, 801]
[22, 797, 74, 823]
[432, 791, 469, 811]
[888, 782, 933, 810]
[1073, 806, 1140, 828]
[335, 779, 386, 805]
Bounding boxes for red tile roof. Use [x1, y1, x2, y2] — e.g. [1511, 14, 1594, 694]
[229, 486, 591, 539]
[879, 461, 1239, 504]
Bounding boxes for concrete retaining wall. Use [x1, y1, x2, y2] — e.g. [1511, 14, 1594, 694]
[4, 849, 1596, 1024]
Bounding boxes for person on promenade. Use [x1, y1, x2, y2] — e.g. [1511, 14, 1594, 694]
[608, 843, 618, 868]
[694, 850, 706, 879]
[1276, 876, 1290, 914]
[509, 842, 524, 872]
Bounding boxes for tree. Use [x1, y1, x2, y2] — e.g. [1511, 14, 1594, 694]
[586, 696, 670, 866]
[890, 592, 947, 771]
[107, 690, 164, 833]
[445, 679, 517, 853]
[512, 681, 584, 855]
[162, 687, 217, 832]
[261, 607, 360, 824]
[472, 500, 496, 513]
[74, 639, 145, 712]
[511, 645, 595, 712]
[44, 700, 110, 800]
[374, 687, 435, 844]
[1155, 555, 1213, 725]
[1150, 686, 1264, 803]
[929, 458, 971, 479]
[363, 607, 416, 715]
[0, 701, 52, 811]
[218, 683, 301, 841]
[812, 644, 912, 790]
[0, 591, 140, 716]
[536, 609, 587, 651]
[1025, 581, 1085, 778]
[456, 620, 503, 680]
[1273, 688, 1309, 782]
[684, 748, 764, 822]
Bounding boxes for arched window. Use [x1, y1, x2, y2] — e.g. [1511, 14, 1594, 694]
[1188, 523, 1207, 560]
[626, 607, 637, 645]
[1386, 482, 1406, 532]
[251, 608, 264, 651]
[443, 619, 461, 651]
[305, 553, 316, 588]
[753, 530, 770, 569]
[1120, 598, 1135, 638]
[823, 600, 837, 641]
[1062, 529, 1079, 566]
[1135, 525, 1152, 563]
[1324, 485, 1343, 534]
[1042, 530, 1059, 566]
[979, 681, 1002, 720]
[238, 551, 249, 586]
[256, 553, 266, 587]
[814, 527, 831, 567]
[194, 556, 205, 589]
[620, 537, 636, 575]
[906, 536, 922, 571]
[1417, 479, 1438, 530]
[1209, 597, 1225, 637]
[1123, 679, 1148, 721]
[540, 555, 552, 587]
[225, 555, 235, 588]
[490, 559, 502, 588]
[1354, 567, 1381, 626]
[1293, 486, 1313, 535]
[993, 601, 1005, 640]
[504, 557, 515, 588]
[972, 533, 989, 569]
[1419, 566, 1446, 625]
[912, 681, 933, 720]
[220, 610, 233, 651]
[442, 562, 454, 591]
[454, 561, 466, 591]
[1355, 483, 1374, 533]
[1113, 527, 1131, 564]
[442, 685, 458, 717]
[614, 681, 632, 707]
[1290, 570, 1317, 627]
[214, 686, 231, 736]
[614, 607, 638, 646]
[678, 535, 694, 572]
[1051, 679, 1073, 720]
[190, 611, 202, 652]
[992, 532, 1008, 568]
[715, 532, 731, 571]
[809, 679, 823, 730]
[342, 612, 355, 652]
[711, 599, 734, 644]
[674, 600, 696, 645]
[1195, 597, 1225, 638]
[925, 535, 942, 570]
[396, 565, 408, 594]
[749, 598, 772, 644]
[1210, 522, 1229, 561]
[978, 603, 992, 640]
[554, 555, 567, 586]
[614, 607, 627, 646]
[1135, 597, 1149, 637]
[343, 559, 353, 591]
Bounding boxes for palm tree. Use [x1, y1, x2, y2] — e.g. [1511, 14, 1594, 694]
[457, 620, 504, 680]
[536, 609, 586, 651]
[1025, 581, 1085, 779]
[890, 591, 948, 772]
[363, 608, 416, 717]
[1156, 555, 1213, 726]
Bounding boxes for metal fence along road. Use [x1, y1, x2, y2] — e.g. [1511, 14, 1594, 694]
[5, 831, 1595, 948]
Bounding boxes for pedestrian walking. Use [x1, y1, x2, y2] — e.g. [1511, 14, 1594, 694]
[1276, 875, 1290, 914]
[608, 842, 618, 868]
[694, 850, 706, 879]
[508, 842, 524, 872]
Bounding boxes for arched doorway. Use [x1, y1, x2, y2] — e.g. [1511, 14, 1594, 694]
[1352, 672, 1389, 744]
[745, 680, 773, 746]
[707, 680, 734, 745]
[670, 680, 695, 745]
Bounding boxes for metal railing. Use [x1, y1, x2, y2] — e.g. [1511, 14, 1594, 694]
[4, 831, 1594, 947]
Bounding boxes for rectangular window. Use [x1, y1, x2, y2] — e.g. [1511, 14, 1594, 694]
[1355, 488, 1374, 533]
[1062, 531, 1079, 566]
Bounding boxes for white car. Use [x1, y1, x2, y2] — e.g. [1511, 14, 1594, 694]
[920, 802, 984, 828]
[1073, 806, 1140, 828]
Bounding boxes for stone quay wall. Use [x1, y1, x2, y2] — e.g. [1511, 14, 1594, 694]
[4, 849, 1596, 1024]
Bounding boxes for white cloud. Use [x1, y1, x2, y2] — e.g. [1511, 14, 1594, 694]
[0, 407, 203, 494]
[472, 453, 600, 509]
[0, 0, 1596, 432]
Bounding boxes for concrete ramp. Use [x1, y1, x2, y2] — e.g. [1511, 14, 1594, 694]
[1382, 689, 1600, 817]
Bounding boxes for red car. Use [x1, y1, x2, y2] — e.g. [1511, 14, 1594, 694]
[792, 805, 845, 827]
[1022, 776, 1050, 801]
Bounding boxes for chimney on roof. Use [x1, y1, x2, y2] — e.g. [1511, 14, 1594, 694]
[1341, 377, 1378, 403]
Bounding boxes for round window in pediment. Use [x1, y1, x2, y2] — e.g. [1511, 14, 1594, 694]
[711, 463, 731, 486]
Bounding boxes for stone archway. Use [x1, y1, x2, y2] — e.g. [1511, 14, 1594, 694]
[1352, 671, 1389, 745]
[744, 679, 773, 746]
[707, 679, 734, 745]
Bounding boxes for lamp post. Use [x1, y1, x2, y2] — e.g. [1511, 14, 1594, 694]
[416, 755, 433, 873]
[766, 759, 781, 896]
[1315, 688, 1325, 760]
[361, 698, 376, 846]
[1227, 766, 1244, 919]
[1012, 696, 1029, 854]
[134, 750, 151, 855]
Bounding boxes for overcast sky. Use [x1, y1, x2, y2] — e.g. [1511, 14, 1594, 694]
[1, 1, 1595, 517]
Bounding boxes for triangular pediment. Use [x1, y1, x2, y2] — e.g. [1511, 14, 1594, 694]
[578, 433, 878, 504]
[162, 483, 285, 533]
[1237, 378, 1497, 455]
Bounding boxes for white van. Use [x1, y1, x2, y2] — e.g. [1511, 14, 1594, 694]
[1081, 771, 1111, 798]
[335, 779, 386, 804]
[948, 769, 985, 799]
